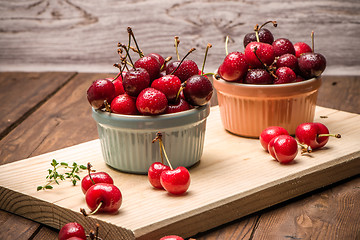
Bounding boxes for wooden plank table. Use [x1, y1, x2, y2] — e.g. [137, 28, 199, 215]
[0, 72, 359, 239]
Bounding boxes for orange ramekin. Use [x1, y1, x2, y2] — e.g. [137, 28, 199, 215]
[213, 75, 322, 138]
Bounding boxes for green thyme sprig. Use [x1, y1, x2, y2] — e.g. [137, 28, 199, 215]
[37, 159, 87, 191]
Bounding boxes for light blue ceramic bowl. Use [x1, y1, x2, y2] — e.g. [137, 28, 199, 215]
[92, 105, 210, 174]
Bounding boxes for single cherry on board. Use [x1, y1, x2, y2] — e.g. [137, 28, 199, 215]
[295, 122, 341, 150]
[268, 135, 298, 164]
[82, 183, 122, 215]
[58, 222, 86, 240]
[259, 126, 289, 151]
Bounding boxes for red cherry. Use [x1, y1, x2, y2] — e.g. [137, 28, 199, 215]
[294, 42, 312, 58]
[295, 122, 341, 150]
[112, 75, 125, 96]
[217, 51, 249, 82]
[110, 94, 138, 115]
[272, 38, 296, 57]
[244, 42, 275, 68]
[58, 222, 86, 240]
[87, 79, 116, 109]
[65, 237, 86, 240]
[268, 135, 298, 164]
[134, 55, 161, 82]
[151, 75, 182, 103]
[274, 67, 297, 84]
[160, 235, 184, 240]
[275, 54, 299, 73]
[147, 53, 165, 69]
[148, 162, 171, 189]
[136, 87, 168, 115]
[160, 166, 191, 195]
[259, 126, 289, 151]
[81, 172, 114, 194]
[298, 52, 326, 79]
[166, 60, 199, 82]
[166, 98, 191, 114]
[244, 69, 273, 84]
[183, 75, 213, 106]
[85, 183, 122, 214]
[122, 68, 150, 97]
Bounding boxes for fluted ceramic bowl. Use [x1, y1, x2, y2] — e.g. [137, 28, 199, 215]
[92, 105, 210, 174]
[213, 75, 322, 138]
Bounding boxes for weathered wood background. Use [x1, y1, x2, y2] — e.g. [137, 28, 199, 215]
[0, 0, 359, 75]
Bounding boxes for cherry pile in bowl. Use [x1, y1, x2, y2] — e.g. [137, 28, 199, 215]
[217, 20, 326, 84]
[87, 28, 213, 115]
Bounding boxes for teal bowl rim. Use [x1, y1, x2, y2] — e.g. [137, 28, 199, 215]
[92, 104, 210, 129]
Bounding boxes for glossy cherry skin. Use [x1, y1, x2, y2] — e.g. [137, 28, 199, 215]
[244, 69, 273, 84]
[148, 162, 171, 189]
[160, 235, 184, 240]
[274, 67, 297, 84]
[295, 122, 330, 149]
[183, 75, 213, 106]
[81, 172, 114, 194]
[166, 60, 199, 82]
[268, 135, 298, 164]
[122, 68, 150, 97]
[87, 79, 116, 109]
[85, 183, 122, 214]
[272, 38, 295, 57]
[147, 53, 165, 70]
[243, 28, 274, 47]
[244, 42, 275, 68]
[218, 51, 249, 82]
[65, 237, 86, 240]
[294, 42, 312, 58]
[151, 75, 182, 103]
[160, 167, 191, 195]
[166, 98, 191, 114]
[134, 55, 161, 82]
[298, 52, 326, 79]
[110, 94, 138, 115]
[58, 222, 86, 240]
[136, 87, 168, 115]
[276, 54, 299, 73]
[259, 126, 289, 151]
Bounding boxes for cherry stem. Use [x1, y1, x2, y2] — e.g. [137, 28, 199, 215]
[81, 201, 103, 216]
[201, 43, 212, 76]
[175, 82, 186, 103]
[95, 223, 100, 240]
[225, 36, 229, 55]
[174, 36, 180, 60]
[161, 56, 172, 71]
[254, 24, 260, 42]
[127, 27, 143, 58]
[119, 43, 135, 69]
[170, 48, 196, 75]
[311, 31, 315, 52]
[297, 142, 312, 154]
[253, 46, 278, 79]
[152, 132, 164, 164]
[152, 132, 173, 170]
[87, 162, 96, 185]
[104, 100, 111, 112]
[259, 20, 277, 31]
[318, 133, 341, 138]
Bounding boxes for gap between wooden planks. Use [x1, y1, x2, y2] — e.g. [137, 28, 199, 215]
[0, 106, 359, 240]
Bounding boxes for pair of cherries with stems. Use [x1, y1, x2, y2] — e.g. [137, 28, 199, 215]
[260, 122, 341, 164]
[148, 132, 191, 195]
[80, 163, 122, 216]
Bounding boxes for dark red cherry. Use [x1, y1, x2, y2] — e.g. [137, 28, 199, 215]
[58, 222, 86, 240]
[298, 52, 326, 79]
[274, 67, 297, 84]
[272, 38, 295, 57]
[166, 60, 199, 82]
[147, 53, 165, 69]
[122, 68, 150, 97]
[166, 98, 191, 114]
[87, 79, 116, 109]
[244, 69, 273, 84]
[134, 55, 161, 82]
[110, 94, 138, 115]
[183, 75, 213, 106]
[243, 28, 274, 48]
[276, 54, 299, 73]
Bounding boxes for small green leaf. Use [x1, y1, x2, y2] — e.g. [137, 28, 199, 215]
[37, 186, 43, 191]
[74, 175, 81, 180]
[72, 179, 77, 185]
[45, 185, 53, 189]
[60, 162, 69, 166]
[80, 165, 87, 170]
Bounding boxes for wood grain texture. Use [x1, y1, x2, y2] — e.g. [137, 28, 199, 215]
[0, 106, 359, 239]
[0, 0, 359, 75]
[0, 72, 75, 139]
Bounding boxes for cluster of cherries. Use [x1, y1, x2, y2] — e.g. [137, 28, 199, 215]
[260, 122, 341, 164]
[217, 21, 326, 84]
[87, 28, 213, 115]
[148, 132, 191, 195]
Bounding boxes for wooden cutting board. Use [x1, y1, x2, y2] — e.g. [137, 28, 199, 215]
[0, 106, 359, 240]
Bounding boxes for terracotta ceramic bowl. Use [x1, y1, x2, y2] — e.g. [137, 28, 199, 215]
[213, 75, 322, 138]
[92, 105, 210, 174]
